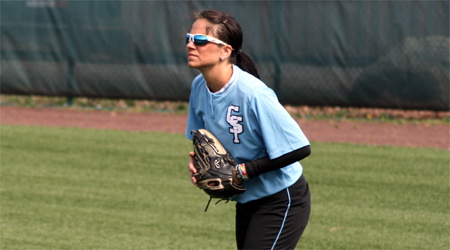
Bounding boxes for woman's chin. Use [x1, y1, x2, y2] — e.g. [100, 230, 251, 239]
[187, 62, 200, 69]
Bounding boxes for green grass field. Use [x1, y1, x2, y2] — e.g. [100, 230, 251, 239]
[1, 125, 448, 249]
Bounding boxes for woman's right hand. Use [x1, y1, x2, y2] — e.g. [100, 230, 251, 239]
[188, 151, 198, 187]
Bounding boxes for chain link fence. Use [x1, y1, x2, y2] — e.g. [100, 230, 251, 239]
[1, 0, 448, 110]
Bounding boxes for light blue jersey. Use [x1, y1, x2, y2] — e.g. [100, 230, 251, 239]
[185, 65, 310, 203]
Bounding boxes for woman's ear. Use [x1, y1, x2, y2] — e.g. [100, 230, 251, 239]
[220, 45, 233, 61]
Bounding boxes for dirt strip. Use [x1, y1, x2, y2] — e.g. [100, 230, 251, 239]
[1, 106, 448, 149]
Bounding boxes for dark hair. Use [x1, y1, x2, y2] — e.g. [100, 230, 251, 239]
[194, 10, 260, 79]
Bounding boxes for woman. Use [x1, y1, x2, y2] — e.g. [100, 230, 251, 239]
[185, 10, 311, 250]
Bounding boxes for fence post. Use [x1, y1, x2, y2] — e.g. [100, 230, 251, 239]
[273, 1, 282, 95]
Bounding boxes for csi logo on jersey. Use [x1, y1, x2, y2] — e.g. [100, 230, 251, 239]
[226, 105, 243, 144]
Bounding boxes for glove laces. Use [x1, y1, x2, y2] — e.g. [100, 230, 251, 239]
[204, 197, 230, 212]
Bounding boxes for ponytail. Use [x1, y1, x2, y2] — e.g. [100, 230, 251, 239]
[236, 51, 260, 79]
[195, 10, 260, 79]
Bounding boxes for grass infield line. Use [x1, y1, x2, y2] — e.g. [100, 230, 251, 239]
[1, 125, 448, 249]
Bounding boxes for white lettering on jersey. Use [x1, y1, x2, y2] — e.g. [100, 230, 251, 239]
[226, 105, 243, 143]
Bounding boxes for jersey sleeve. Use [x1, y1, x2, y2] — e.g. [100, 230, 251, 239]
[250, 89, 310, 159]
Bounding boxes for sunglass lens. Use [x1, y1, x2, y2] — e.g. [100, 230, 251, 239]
[186, 35, 191, 44]
[193, 35, 208, 45]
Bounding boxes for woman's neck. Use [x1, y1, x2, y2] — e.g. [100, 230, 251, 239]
[201, 64, 233, 93]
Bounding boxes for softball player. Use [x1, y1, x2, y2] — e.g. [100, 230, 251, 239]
[185, 10, 311, 250]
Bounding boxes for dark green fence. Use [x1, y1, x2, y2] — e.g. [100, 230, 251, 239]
[1, 0, 449, 110]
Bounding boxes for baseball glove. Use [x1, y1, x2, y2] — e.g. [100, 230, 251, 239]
[191, 129, 245, 207]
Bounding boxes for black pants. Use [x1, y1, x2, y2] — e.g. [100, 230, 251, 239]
[235, 175, 311, 250]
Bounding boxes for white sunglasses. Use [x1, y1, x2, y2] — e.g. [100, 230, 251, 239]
[186, 33, 230, 46]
